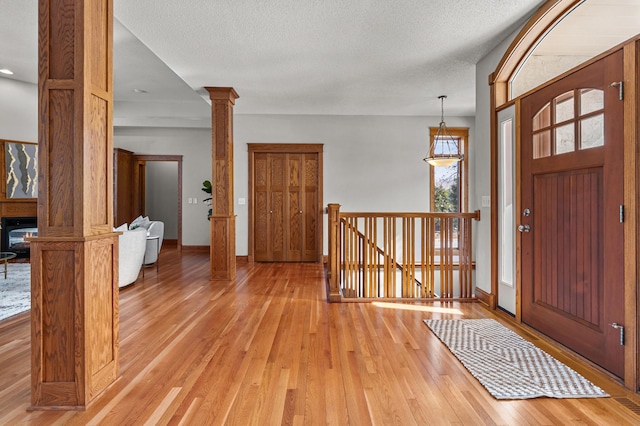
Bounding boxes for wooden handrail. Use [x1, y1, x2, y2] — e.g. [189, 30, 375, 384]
[327, 205, 480, 302]
[339, 211, 481, 219]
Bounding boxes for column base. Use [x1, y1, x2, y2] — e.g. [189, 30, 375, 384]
[30, 234, 119, 409]
[210, 215, 236, 280]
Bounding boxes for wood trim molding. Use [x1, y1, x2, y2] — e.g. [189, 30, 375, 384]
[428, 127, 469, 212]
[489, 82, 498, 311]
[622, 41, 638, 391]
[132, 154, 183, 252]
[182, 245, 209, 253]
[491, 0, 581, 106]
[514, 100, 523, 322]
[133, 154, 183, 162]
[248, 143, 324, 153]
[474, 287, 495, 307]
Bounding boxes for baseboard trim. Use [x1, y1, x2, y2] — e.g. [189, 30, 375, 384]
[475, 287, 496, 308]
[163, 239, 178, 247]
[178, 247, 249, 264]
[181, 245, 209, 253]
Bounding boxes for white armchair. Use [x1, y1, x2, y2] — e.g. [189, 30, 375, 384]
[118, 227, 147, 288]
[144, 221, 164, 265]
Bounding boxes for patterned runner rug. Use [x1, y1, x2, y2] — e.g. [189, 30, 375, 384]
[424, 318, 609, 400]
[0, 263, 31, 321]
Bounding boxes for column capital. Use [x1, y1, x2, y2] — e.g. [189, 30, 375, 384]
[205, 87, 239, 104]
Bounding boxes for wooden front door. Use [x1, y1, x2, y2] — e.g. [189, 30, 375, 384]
[250, 145, 323, 262]
[520, 50, 625, 377]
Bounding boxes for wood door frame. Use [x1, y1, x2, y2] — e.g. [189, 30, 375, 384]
[133, 154, 183, 252]
[248, 143, 324, 263]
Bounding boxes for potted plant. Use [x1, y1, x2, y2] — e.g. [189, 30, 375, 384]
[202, 180, 212, 220]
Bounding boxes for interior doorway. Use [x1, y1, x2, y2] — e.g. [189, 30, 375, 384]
[114, 150, 183, 251]
[134, 155, 183, 251]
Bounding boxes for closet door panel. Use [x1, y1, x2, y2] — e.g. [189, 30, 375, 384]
[287, 155, 303, 261]
[253, 153, 270, 261]
[303, 154, 319, 261]
[270, 154, 286, 261]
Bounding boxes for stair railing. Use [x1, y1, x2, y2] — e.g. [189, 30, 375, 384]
[327, 204, 480, 301]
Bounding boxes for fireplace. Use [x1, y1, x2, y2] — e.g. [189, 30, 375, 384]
[1, 216, 37, 257]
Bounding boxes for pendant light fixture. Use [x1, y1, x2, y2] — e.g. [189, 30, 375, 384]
[423, 95, 463, 167]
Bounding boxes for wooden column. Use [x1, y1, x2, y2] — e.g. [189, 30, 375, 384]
[31, 0, 118, 409]
[327, 203, 342, 302]
[205, 87, 239, 280]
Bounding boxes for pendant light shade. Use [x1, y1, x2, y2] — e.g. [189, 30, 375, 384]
[423, 95, 463, 167]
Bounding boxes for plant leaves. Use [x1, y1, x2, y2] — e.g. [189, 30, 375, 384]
[202, 180, 212, 194]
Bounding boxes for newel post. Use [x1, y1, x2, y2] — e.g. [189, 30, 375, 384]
[327, 203, 342, 302]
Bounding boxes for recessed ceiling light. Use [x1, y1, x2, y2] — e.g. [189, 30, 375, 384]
[0, 69, 14, 75]
[133, 88, 147, 94]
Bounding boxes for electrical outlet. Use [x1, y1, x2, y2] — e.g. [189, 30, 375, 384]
[188, 197, 193, 204]
[238, 198, 246, 205]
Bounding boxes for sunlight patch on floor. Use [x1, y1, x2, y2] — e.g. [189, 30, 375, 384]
[371, 301, 464, 315]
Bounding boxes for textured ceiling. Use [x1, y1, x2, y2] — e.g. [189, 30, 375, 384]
[1, 1, 638, 127]
[113, 0, 545, 116]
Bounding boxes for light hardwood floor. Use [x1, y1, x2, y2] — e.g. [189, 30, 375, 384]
[1, 249, 640, 425]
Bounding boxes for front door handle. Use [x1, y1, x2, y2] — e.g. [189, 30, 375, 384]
[610, 323, 625, 346]
[517, 224, 531, 232]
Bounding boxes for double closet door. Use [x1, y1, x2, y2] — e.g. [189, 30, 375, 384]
[250, 145, 322, 262]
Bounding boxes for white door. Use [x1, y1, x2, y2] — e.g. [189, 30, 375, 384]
[497, 105, 516, 314]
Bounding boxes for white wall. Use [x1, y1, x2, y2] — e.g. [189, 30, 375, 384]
[145, 161, 179, 239]
[1, 77, 480, 258]
[234, 114, 475, 255]
[115, 114, 474, 253]
[0, 78, 37, 142]
[474, 32, 523, 294]
[114, 127, 212, 246]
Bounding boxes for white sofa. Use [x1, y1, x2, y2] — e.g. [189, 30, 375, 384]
[118, 227, 147, 288]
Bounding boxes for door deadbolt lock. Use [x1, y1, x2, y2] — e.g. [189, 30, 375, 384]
[523, 208, 531, 217]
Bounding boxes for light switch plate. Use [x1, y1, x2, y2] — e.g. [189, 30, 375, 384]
[481, 196, 490, 208]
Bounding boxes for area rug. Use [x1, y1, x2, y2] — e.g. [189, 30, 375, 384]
[0, 263, 31, 321]
[423, 318, 609, 400]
